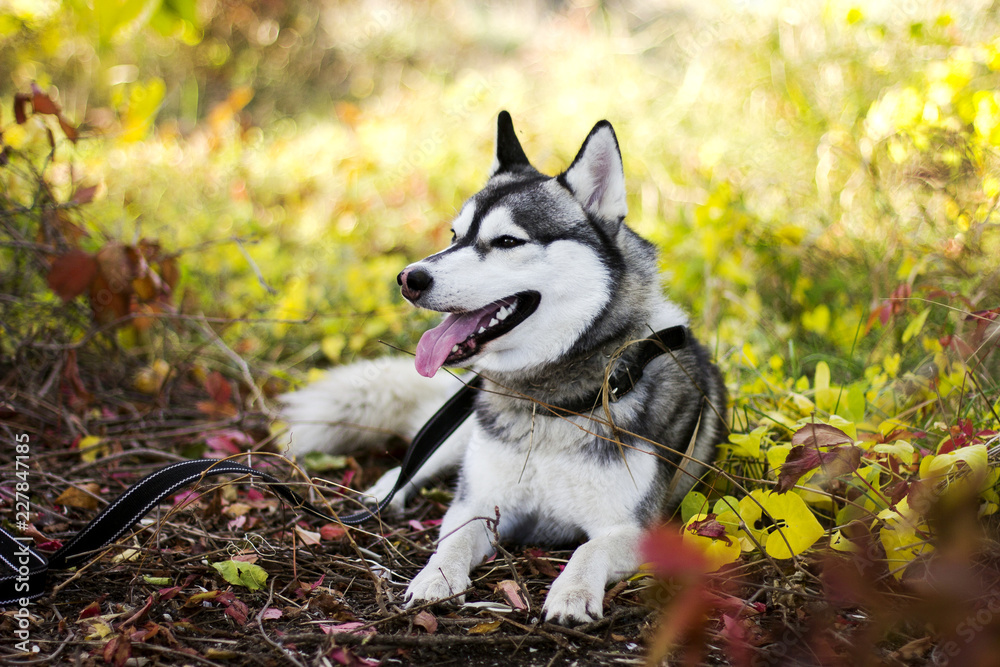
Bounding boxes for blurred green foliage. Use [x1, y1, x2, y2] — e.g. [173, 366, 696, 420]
[1, 0, 998, 388]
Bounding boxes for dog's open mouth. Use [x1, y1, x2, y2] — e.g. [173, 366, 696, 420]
[414, 291, 541, 377]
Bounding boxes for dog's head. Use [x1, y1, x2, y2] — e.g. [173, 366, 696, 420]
[399, 111, 645, 377]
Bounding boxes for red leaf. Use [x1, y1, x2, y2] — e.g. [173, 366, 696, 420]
[77, 599, 103, 620]
[413, 610, 438, 634]
[687, 514, 732, 545]
[777, 444, 862, 494]
[103, 635, 132, 667]
[204, 371, 232, 405]
[31, 83, 60, 115]
[14, 93, 30, 124]
[720, 614, 753, 667]
[89, 243, 136, 323]
[495, 579, 528, 610]
[204, 429, 250, 456]
[223, 598, 249, 624]
[791, 423, 853, 448]
[295, 575, 324, 598]
[158, 586, 182, 601]
[47, 250, 97, 301]
[320, 621, 376, 636]
[320, 523, 347, 541]
[261, 607, 283, 620]
[72, 184, 98, 205]
[58, 113, 79, 143]
[640, 525, 710, 578]
[525, 547, 560, 578]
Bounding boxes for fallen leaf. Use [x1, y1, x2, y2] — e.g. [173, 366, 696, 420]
[495, 580, 528, 610]
[261, 607, 283, 620]
[55, 483, 101, 510]
[102, 634, 131, 667]
[211, 559, 268, 591]
[320, 621, 375, 636]
[467, 620, 503, 634]
[223, 598, 249, 624]
[525, 548, 560, 578]
[412, 610, 438, 634]
[85, 620, 114, 640]
[77, 435, 106, 464]
[77, 599, 103, 620]
[295, 525, 322, 546]
[320, 523, 347, 541]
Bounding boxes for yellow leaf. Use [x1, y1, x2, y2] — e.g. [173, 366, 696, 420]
[85, 620, 114, 640]
[681, 513, 742, 572]
[740, 490, 825, 560]
[468, 620, 502, 634]
[55, 483, 101, 510]
[727, 426, 767, 459]
[78, 435, 107, 463]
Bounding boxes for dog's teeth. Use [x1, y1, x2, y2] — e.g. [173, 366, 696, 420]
[478, 327, 486, 334]
[488, 318, 498, 327]
[497, 307, 509, 320]
[451, 345, 459, 353]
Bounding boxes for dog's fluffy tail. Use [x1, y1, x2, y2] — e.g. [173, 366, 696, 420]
[278, 358, 465, 458]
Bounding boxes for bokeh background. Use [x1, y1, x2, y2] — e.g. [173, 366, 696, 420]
[5, 0, 998, 383]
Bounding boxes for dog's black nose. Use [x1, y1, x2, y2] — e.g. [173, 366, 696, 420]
[399, 267, 433, 301]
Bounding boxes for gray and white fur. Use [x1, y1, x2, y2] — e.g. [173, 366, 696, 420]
[281, 112, 727, 625]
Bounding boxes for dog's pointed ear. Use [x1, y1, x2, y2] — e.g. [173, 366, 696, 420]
[560, 121, 627, 222]
[489, 111, 532, 177]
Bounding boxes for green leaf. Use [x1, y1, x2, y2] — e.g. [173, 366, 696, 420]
[901, 306, 931, 343]
[211, 559, 268, 591]
[712, 495, 741, 516]
[302, 451, 349, 472]
[679, 490, 708, 523]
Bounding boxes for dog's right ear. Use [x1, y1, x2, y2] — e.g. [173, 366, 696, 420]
[489, 111, 532, 177]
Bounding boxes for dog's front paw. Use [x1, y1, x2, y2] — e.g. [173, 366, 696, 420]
[542, 574, 604, 625]
[405, 562, 471, 608]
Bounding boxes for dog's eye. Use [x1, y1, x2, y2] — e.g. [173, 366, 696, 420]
[450, 229, 457, 243]
[491, 235, 526, 249]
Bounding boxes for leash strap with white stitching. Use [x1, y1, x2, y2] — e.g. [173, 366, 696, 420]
[0, 376, 483, 606]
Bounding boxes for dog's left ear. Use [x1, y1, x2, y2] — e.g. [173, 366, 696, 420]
[560, 121, 627, 223]
[489, 111, 532, 177]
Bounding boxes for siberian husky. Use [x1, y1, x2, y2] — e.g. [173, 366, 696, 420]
[281, 112, 727, 625]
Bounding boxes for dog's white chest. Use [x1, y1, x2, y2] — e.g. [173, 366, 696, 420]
[459, 416, 657, 541]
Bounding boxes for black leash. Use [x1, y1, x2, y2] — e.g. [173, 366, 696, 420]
[0, 377, 482, 606]
[0, 460, 339, 605]
[335, 375, 481, 524]
[0, 326, 686, 606]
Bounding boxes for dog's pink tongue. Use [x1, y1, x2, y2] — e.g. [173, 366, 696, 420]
[415, 313, 480, 377]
